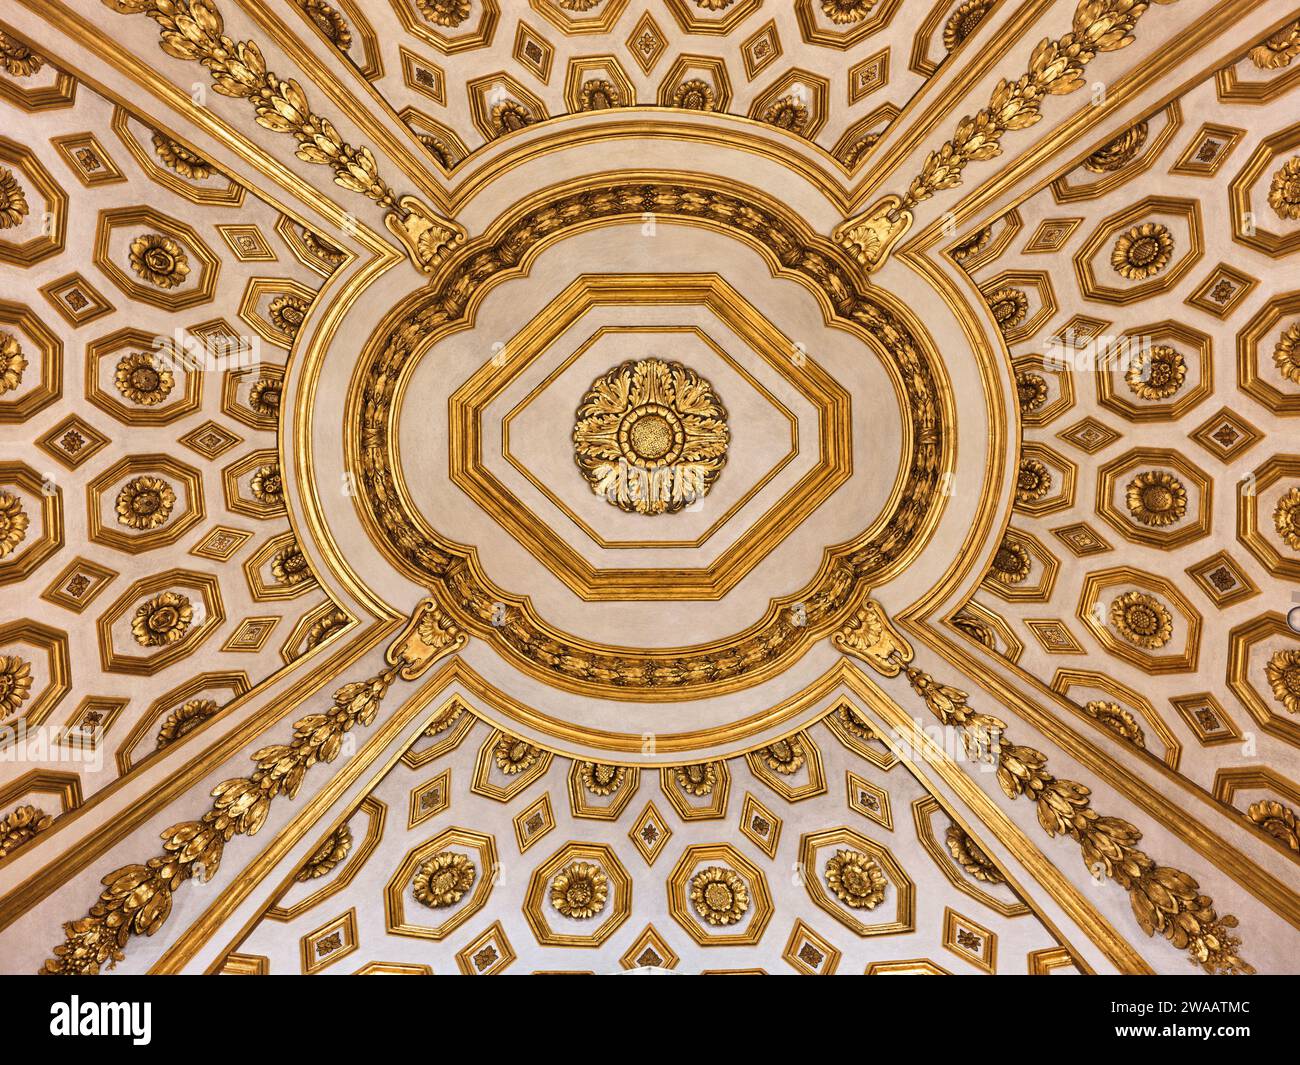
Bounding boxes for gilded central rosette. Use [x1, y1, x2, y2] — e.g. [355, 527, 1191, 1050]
[572, 357, 729, 515]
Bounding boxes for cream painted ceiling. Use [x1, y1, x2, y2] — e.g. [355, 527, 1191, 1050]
[0, 0, 1298, 976]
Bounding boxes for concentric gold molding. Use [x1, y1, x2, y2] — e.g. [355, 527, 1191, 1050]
[349, 172, 951, 702]
[448, 274, 852, 599]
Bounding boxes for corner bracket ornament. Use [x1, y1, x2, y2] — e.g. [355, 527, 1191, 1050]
[40, 599, 464, 975]
[831, 195, 913, 273]
[385, 597, 468, 679]
[831, 601, 913, 675]
[831, 601, 1253, 976]
[384, 196, 467, 275]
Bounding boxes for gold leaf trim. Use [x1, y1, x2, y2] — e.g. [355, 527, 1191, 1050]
[41, 600, 464, 974]
[837, 600, 1253, 975]
[102, 0, 462, 273]
[834, 0, 1174, 271]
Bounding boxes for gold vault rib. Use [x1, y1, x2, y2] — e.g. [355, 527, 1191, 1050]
[99, 0, 463, 272]
[836, 602, 1253, 975]
[834, 0, 1175, 270]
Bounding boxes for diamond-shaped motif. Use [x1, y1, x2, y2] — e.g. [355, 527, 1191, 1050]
[1056, 416, 1120, 455]
[1022, 217, 1082, 253]
[620, 924, 678, 970]
[1185, 551, 1259, 608]
[739, 792, 782, 858]
[189, 525, 253, 563]
[179, 420, 243, 460]
[1188, 407, 1262, 462]
[35, 415, 110, 470]
[846, 770, 892, 830]
[221, 616, 278, 652]
[408, 768, 452, 828]
[1051, 522, 1113, 557]
[456, 922, 515, 975]
[512, 793, 555, 853]
[512, 22, 553, 82]
[741, 19, 781, 80]
[847, 49, 888, 103]
[628, 800, 672, 865]
[626, 11, 667, 74]
[783, 919, 840, 975]
[942, 908, 996, 973]
[1185, 264, 1257, 318]
[1024, 618, 1086, 654]
[40, 556, 116, 613]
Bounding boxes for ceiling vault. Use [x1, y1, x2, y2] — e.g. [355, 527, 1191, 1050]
[0, 0, 1296, 976]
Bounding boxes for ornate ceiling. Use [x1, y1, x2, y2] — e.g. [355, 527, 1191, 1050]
[0, 0, 1297, 976]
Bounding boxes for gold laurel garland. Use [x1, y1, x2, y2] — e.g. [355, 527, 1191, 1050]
[835, 0, 1175, 270]
[99, 0, 463, 271]
[835, 602, 1253, 975]
[41, 600, 466, 974]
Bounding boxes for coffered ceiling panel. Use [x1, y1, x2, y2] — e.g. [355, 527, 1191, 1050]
[0, 0, 1297, 980]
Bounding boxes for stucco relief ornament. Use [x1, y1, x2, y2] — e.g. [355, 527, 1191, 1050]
[1274, 323, 1300, 384]
[579, 761, 625, 796]
[690, 866, 749, 925]
[989, 539, 1031, 584]
[824, 849, 887, 909]
[115, 351, 174, 405]
[761, 737, 805, 775]
[0, 655, 33, 718]
[573, 358, 729, 515]
[674, 762, 716, 796]
[0, 804, 52, 858]
[832, 194, 913, 273]
[1015, 370, 1049, 413]
[495, 736, 542, 775]
[1246, 800, 1299, 853]
[155, 698, 218, 749]
[672, 79, 714, 111]
[1110, 591, 1172, 649]
[1126, 344, 1185, 399]
[250, 462, 283, 505]
[1266, 650, 1300, 715]
[413, 852, 475, 908]
[1016, 457, 1052, 503]
[131, 591, 193, 646]
[151, 132, 213, 179]
[0, 332, 26, 394]
[1268, 157, 1300, 221]
[414, 0, 469, 27]
[303, 0, 352, 49]
[0, 491, 29, 557]
[1110, 222, 1173, 280]
[0, 30, 44, 77]
[943, 0, 990, 50]
[1084, 700, 1146, 748]
[116, 476, 176, 530]
[550, 862, 608, 919]
[1084, 121, 1148, 172]
[129, 233, 190, 288]
[1273, 487, 1300, 550]
[822, 0, 876, 24]
[945, 825, 1004, 884]
[0, 168, 30, 229]
[295, 825, 352, 881]
[1126, 470, 1187, 527]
